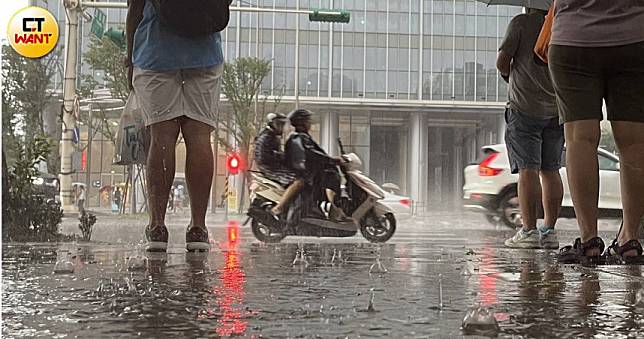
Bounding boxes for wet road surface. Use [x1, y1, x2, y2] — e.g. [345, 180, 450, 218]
[3, 213, 643, 338]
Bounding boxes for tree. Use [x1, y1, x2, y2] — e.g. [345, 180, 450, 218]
[82, 36, 129, 103]
[219, 57, 285, 211]
[1, 45, 61, 169]
[80, 35, 130, 147]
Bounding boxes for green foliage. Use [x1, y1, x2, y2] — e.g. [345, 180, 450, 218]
[78, 212, 97, 241]
[3, 136, 64, 242]
[82, 36, 129, 103]
[1, 45, 60, 166]
[80, 36, 129, 147]
[220, 57, 285, 211]
[220, 57, 272, 153]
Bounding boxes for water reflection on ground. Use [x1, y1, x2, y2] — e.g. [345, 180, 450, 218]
[2, 227, 643, 338]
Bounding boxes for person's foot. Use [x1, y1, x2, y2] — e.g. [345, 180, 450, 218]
[186, 225, 211, 252]
[605, 239, 644, 264]
[504, 228, 541, 249]
[539, 226, 559, 249]
[145, 225, 169, 252]
[557, 237, 605, 264]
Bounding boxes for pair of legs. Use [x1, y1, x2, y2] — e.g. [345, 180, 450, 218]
[147, 116, 213, 229]
[565, 120, 644, 256]
[549, 42, 644, 257]
[505, 108, 565, 232]
[518, 169, 563, 231]
[271, 181, 336, 215]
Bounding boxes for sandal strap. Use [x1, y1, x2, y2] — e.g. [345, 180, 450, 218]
[579, 237, 605, 255]
[617, 239, 643, 256]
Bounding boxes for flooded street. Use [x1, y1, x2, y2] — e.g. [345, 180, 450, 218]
[3, 213, 643, 338]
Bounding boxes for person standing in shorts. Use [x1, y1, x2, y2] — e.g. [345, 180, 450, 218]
[496, 7, 564, 249]
[549, 1, 644, 264]
[127, 0, 224, 252]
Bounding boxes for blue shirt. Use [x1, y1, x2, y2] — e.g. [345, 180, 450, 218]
[132, 0, 224, 71]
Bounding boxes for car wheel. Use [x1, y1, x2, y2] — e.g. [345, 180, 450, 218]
[484, 213, 500, 226]
[499, 192, 521, 229]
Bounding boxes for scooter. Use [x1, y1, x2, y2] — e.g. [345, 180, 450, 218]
[246, 138, 397, 243]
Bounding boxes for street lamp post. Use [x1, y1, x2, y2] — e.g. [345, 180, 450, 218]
[60, 0, 80, 212]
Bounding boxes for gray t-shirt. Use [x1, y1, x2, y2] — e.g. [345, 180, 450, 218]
[499, 13, 557, 119]
[552, 0, 644, 47]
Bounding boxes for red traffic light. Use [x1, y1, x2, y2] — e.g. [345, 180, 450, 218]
[226, 153, 243, 175]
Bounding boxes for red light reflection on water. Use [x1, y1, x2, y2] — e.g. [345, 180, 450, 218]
[479, 246, 498, 306]
[213, 221, 249, 337]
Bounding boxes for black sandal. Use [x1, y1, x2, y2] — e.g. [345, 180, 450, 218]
[604, 239, 644, 265]
[557, 237, 605, 265]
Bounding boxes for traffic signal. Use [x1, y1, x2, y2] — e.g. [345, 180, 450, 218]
[309, 9, 351, 23]
[226, 153, 243, 175]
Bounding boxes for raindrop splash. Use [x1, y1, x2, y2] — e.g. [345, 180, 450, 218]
[462, 305, 500, 334]
[438, 273, 444, 309]
[292, 245, 309, 267]
[126, 255, 147, 271]
[369, 254, 388, 274]
[367, 288, 376, 312]
[53, 253, 75, 274]
[636, 289, 644, 307]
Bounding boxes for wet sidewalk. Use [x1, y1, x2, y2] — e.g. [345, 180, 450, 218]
[3, 213, 643, 338]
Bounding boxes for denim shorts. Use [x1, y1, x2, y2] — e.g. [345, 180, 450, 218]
[504, 108, 564, 174]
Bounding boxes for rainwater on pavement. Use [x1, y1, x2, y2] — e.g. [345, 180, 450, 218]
[2, 213, 643, 338]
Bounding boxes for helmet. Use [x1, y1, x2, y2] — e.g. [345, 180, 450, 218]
[287, 109, 313, 124]
[266, 112, 287, 124]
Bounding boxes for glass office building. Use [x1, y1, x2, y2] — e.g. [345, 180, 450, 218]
[31, 0, 520, 212]
[224, 0, 519, 211]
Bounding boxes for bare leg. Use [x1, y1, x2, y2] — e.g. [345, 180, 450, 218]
[179, 117, 214, 228]
[518, 169, 541, 231]
[272, 179, 304, 214]
[564, 120, 601, 254]
[611, 121, 644, 256]
[540, 169, 563, 228]
[147, 120, 181, 227]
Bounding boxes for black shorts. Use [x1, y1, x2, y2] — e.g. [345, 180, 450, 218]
[549, 41, 644, 123]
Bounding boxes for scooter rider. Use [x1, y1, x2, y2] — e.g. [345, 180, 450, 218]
[253, 113, 294, 187]
[271, 109, 347, 221]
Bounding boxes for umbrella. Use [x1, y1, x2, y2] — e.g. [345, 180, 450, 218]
[477, 0, 552, 11]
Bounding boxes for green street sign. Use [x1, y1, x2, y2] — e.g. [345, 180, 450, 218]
[309, 9, 350, 23]
[91, 8, 107, 39]
[105, 28, 126, 49]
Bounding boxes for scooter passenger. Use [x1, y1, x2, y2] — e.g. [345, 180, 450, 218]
[253, 113, 295, 187]
[271, 109, 347, 222]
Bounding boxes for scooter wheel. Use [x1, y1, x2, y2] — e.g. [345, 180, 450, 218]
[251, 219, 286, 243]
[360, 212, 396, 243]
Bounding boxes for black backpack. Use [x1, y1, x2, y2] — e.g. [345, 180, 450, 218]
[151, 0, 232, 37]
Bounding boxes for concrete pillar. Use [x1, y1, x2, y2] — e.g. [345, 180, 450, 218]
[409, 113, 427, 215]
[319, 111, 339, 156]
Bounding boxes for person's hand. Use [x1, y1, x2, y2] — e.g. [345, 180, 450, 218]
[124, 57, 134, 90]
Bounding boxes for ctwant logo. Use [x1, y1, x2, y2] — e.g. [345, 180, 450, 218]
[7, 7, 59, 58]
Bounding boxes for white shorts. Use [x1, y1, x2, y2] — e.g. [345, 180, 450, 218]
[132, 64, 223, 128]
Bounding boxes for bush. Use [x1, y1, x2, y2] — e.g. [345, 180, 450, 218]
[79, 212, 97, 241]
[2, 136, 64, 242]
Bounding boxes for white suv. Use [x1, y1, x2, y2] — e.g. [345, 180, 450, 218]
[463, 144, 622, 228]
